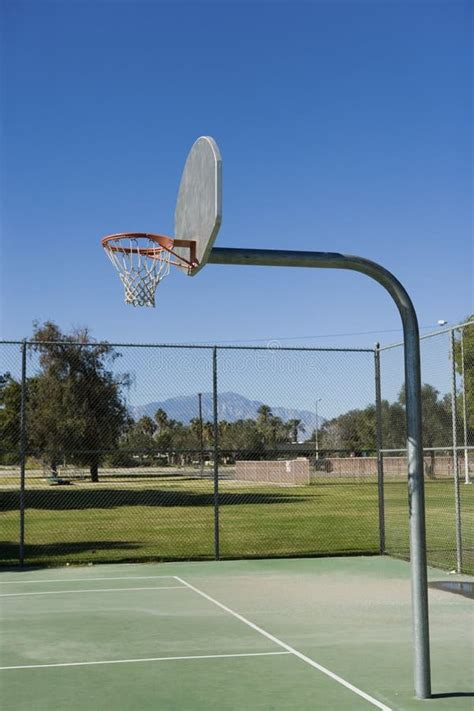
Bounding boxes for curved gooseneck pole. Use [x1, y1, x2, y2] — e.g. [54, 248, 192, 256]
[208, 247, 431, 700]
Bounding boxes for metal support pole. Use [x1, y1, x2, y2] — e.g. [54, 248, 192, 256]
[197, 392, 204, 478]
[374, 343, 385, 554]
[19, 340, 27, 567]
[450, 331, 463, 572]
[212, 347, 220, 560]
[208, 247, 431, 698]
[460, 330, 471, 485]
[315, 398, 321, 461]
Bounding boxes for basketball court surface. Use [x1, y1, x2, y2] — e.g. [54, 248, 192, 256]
[1, 556, 472, 710]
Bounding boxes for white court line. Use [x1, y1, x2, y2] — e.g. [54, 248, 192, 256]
[0, 651, 290, 671]
[0, 575, 176, 585]
[0, 586, 185, 598]
[174, 576, 393, 711]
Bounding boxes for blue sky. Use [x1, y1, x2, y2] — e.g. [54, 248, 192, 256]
[0, 0, 472, 412]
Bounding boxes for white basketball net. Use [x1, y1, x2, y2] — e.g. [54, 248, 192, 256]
[104, 235, 171, 307]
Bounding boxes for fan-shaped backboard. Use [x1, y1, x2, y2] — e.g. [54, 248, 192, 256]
[174, 136, 222, 275]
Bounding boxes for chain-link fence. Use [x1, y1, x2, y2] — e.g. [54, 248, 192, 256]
[1, 322, 472, 572]
[379, 321, 473, 573]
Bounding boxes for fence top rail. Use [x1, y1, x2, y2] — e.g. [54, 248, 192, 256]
[378, 319, 474, 352]
[0, 339, 374, 353]
[380, 446, 474, 453]
[3, 320, 472, 352]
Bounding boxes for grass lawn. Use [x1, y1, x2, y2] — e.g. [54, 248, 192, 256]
[1, 474, 472, 573]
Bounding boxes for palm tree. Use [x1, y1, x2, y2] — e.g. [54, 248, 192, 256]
[257, 404, 272, 426]
[203, 421, 214, 445]
[137, 416, 156, 436]
[154, 408, 168, 433]
[189, 417, 203, 444]
[287, 418, 305, 444]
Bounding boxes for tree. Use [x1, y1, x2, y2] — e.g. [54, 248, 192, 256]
[398, 383, 452, 448]
[257, 404, 272, 425]
[256, 405, 288, 450]
[28, 321, 129, 481]
[318, 407, 376, 453]
[380, 399, 405, 449]
[287, 418, 305, 444]
[154, 408, 168, 433]
[308, 382, 453, 457]
[136, 416, 157, 437]
[117, 418, 157, 463]
[203, 421, 214, 446]
[454, 318, 474, 430]
[218, 418, 263, 458]
[189, 417, 203, 447]
[0, 373, 22, 463]
[151, 413, 189, 458]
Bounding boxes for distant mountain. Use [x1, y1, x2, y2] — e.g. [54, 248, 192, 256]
[130, 391, 322, 439]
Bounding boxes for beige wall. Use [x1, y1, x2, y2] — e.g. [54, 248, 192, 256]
[321, 455, 471, 479]
[235, 459, 310, 485]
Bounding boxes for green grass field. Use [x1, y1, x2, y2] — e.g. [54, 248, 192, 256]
[1, 473, 472, 573]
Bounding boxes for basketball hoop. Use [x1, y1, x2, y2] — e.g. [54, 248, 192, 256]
[101, 233, 197, 307]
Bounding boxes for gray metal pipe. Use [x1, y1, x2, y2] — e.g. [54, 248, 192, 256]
[374, 343, 385, 555]
[208, 247, 431, 699]
[460, 330, 471, 485]
[450, 331, 463, 572]
[19, 340, 27, 567]
[212, 347, 220, 561]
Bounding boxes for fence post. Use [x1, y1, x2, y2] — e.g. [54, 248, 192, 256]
[19, 340, 27, 567]
[450, 329, 462, 573]
[460, 329, 471, 485]
[197, 392, 204, 478]
[212, 347, 220, 560]
[374, 343, 385, 554]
